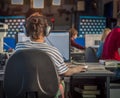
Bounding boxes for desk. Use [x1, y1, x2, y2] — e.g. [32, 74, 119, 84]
[65, 64, 114, 98]
[71, 52, 85, 62]
[0, 70, 5, 98]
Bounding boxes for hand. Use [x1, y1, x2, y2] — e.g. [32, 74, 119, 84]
[76, 66, 87, 72]
[64, 65, 87, 76]
[8, 48, 14, 52]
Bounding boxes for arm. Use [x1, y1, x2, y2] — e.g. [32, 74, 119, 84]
[52, 47, 86, 76]
[71, 39, 85, 50]
[63, 65, 86, 76]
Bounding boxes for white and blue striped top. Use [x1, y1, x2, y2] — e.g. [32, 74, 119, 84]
[15, 40, 69, 75]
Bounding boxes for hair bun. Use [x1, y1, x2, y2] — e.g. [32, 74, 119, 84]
[30, 17, 39, 24]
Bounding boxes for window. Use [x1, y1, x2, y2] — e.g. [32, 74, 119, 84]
[11, 0, 23, 5]
[32, 0, 44, 8]
[52, 0, 61, 5]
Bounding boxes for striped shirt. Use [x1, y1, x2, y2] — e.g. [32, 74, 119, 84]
[15, 40, 69, 75]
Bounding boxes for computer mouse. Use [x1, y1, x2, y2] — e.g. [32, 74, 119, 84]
[84, 65, 88, 69]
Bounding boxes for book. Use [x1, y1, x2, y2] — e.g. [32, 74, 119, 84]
[104, 60, 120, 68]
[74, 87, 100, 95]
[82, 90, 100, 95]
[74, 87, 82, 93]
[84, 85, 97, 90]
[82, 94, 96, 98]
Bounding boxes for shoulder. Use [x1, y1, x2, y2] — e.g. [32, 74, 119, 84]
[16, 41, 32, 47]
[43, 43, 59, 51]
[107, 28, 120, 40]
[112, 27, 120, 33]
[15, 41, 32, 50]
[41, 43, 62, 56]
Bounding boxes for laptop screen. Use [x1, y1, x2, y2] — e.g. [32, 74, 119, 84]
[45, 30, 70, 62]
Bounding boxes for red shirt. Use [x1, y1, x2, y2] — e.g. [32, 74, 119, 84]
[102, 27, 120, 61]
[71, 38, 85, 50]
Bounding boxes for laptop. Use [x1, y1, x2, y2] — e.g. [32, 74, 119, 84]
[45, 30, 70, 62]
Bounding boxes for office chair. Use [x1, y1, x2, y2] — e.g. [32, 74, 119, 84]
[85, 47, 99, 62]
[3, 49, 59, 98]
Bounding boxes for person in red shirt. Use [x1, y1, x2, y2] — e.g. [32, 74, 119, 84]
[101, 12, 120, 61]
[69, 27, 85, 50]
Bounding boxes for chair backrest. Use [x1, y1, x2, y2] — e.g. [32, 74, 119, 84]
[85, 47, 99, 62]
[3, 49, 59, 98]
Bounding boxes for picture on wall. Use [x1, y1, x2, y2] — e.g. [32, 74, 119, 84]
[11, 0, 23, 5]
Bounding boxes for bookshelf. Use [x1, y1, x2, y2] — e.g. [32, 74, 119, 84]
[70, 77, 106, 98]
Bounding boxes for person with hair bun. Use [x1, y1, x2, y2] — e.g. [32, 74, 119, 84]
[15, 12, 87, 98]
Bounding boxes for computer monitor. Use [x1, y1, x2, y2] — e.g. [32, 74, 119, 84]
[85, 34, 102, 48]
[45, 30, 70, 62]
[17, 33, 30, 42]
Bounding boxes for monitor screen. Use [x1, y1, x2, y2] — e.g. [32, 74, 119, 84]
[17, 33, 30, 42]
[45, 30, 70, 62]
[85, 34, 102, 48]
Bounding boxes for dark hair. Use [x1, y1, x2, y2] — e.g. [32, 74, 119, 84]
[26, 9, 42, 18]
[69, 27, 78, 37]
[26, 16, 48, 40]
